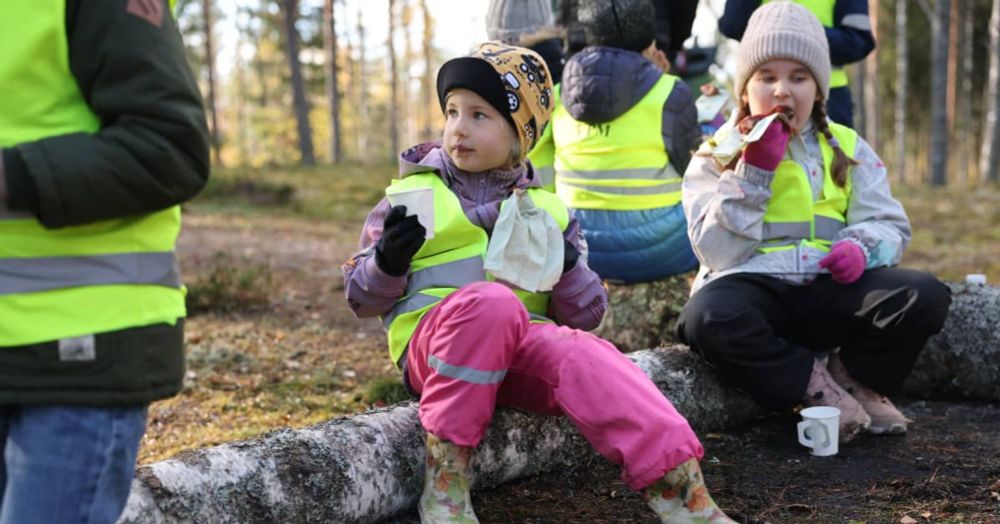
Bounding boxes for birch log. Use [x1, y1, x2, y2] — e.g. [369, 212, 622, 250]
[119, 349, 760, 524]
[119, 283, 997, 523]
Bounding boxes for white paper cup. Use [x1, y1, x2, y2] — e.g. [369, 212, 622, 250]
[965, 274, 987, 285]
[386, 187, 434, 239]
[797, 406, 840, 457]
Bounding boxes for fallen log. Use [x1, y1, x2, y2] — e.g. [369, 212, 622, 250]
[119, 348, 761, 524]
[119, 282, 998, 523]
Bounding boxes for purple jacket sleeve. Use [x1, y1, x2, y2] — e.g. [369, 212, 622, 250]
[341, 198, 409, 318]
[548, 214, 608, 331]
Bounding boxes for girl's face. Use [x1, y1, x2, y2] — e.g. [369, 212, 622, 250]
[443, 88, 516, 172]
[741, 59, 819, 132]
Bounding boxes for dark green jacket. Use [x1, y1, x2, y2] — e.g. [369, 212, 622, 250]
[0, 0, 209, 406]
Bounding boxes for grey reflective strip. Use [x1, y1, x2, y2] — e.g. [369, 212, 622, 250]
[762, 222, 811, 241]
[841, 13, 872, 31]
[428, 354, 507, 385]
[382, 292, 441, 329]
[558, 179, 681, 196]
[536, 166, 555, 187]
[558, 166, 680, 181]
[760, 239, 799, 248]
[815, 216, 846, 241]
[0, 252, 180, 296]
[406, 256, 485, 297]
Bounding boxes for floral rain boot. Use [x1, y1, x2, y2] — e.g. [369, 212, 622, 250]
[828, 353, 910, 435]
[803, 357, 871, 442]
[642, 458, 738, 524]
[418, 432, 479, 523]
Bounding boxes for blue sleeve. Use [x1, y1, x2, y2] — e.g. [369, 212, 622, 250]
[661, 79, 700, 175]
[827, 0, 876, 66]
[718, 0, 762, 40]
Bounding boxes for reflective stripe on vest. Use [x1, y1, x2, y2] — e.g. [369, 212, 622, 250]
[763, 0, 848, 88]
[553, 74, 681, 210]
[0, 2, 185, 346]
[759, 123, 858, 254]
[527, 84, 559, 193]
[381, 173, 571, 365]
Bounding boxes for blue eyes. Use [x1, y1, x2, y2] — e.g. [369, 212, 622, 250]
[446, 110, 489, 120]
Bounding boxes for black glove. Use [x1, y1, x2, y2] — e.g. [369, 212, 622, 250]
[562, 238, 579, 273]
[375, 205, 426, 276]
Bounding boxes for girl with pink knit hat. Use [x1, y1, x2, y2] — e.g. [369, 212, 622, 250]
[343, 41, 736, 523]
[679, 2, 951, 443]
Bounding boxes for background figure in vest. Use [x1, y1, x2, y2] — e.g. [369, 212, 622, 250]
[342, 42, 735, 524]
[678, 3, 949, 444]
[0, 1, 208, 522]
[552, 0, 701, 283]
[718, 0, 875, 128]
[486, 0, 564, 192]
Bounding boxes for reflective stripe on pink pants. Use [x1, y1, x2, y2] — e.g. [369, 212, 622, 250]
[405, 282, 704, 490]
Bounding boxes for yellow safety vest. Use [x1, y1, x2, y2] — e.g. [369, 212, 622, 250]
[380, 173, 569, 365]
[759, 122, 858, 254]
[0, 0, 185, 347]
[526, 84, 559, 192]
[552, 74, 681, 211]
[763, 0, 849, 88]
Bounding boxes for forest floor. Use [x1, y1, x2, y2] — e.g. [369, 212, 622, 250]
[142, 165, 1000, 523]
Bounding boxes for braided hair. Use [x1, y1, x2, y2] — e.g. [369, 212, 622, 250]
[811, 102, 857, 188]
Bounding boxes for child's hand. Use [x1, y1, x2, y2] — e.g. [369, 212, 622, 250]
[818, 241, 866, 284]
[562, 239, 579, 273]
[740, 114, 791, 171]
[375, 205, 426, 276]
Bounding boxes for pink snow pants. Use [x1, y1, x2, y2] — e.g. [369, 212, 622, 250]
[404, 282, 704, 490]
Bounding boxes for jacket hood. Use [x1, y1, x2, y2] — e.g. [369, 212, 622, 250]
[560, 46, 662, 124]
[397, 142, 544, 189]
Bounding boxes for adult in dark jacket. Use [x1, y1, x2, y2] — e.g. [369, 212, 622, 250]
[0, 0, 209, 522]
[718, 0, 875, 127]
[552, 0, 702, 282]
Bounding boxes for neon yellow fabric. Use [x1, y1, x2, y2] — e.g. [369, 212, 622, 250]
[552, 75, 681, 210]
[527, 84, 560, 192]
[383, 173, 570, 365]
[759, 123, 859, 254]
[0, 1, 184, 347]
[763, 0, 848, 88]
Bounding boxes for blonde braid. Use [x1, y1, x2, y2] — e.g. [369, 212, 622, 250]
[812, 103, 857, 187]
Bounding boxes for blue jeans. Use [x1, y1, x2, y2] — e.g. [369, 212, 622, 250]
[0, 405, 148, 524]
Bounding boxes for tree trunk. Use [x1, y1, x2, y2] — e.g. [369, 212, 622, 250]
[420, 0, 434, 142]
[980, 0, 1000, 183]
[201, 0, 222, 166]
[930, 0, 950, 186]
[863, 0, 879, 149]
[280, 0, 316, 166]
[400, 1, 413, 145]
[323, 0, 343, 164]
[895, 0, 908, 184]
[119, 283, 1000, 523]
[957, 0, 974, 185]
[356, 9, 369, 162]
[388, 0, 400, 159]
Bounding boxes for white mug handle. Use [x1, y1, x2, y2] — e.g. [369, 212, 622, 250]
[798, 420, 830, 449]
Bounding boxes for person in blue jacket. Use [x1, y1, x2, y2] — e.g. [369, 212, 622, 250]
[551, 0, 702, 283]
[718, 0, 875, 128]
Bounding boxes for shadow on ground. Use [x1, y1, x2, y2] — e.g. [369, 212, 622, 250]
[384, 400, 1000, 523]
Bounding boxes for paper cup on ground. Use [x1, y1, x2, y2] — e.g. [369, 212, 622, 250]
[965, 274, 987, 285]
[386, 187, 434, 239]
[797, 406, 840, 457]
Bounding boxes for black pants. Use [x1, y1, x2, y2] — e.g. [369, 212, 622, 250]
[677, 268, 951, 410]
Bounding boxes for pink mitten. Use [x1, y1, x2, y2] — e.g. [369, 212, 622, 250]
[819, 241, 867, 284]
[740, 117, 791, 171]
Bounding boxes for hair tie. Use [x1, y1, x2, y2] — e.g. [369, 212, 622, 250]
[828, 137, 840, 148]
